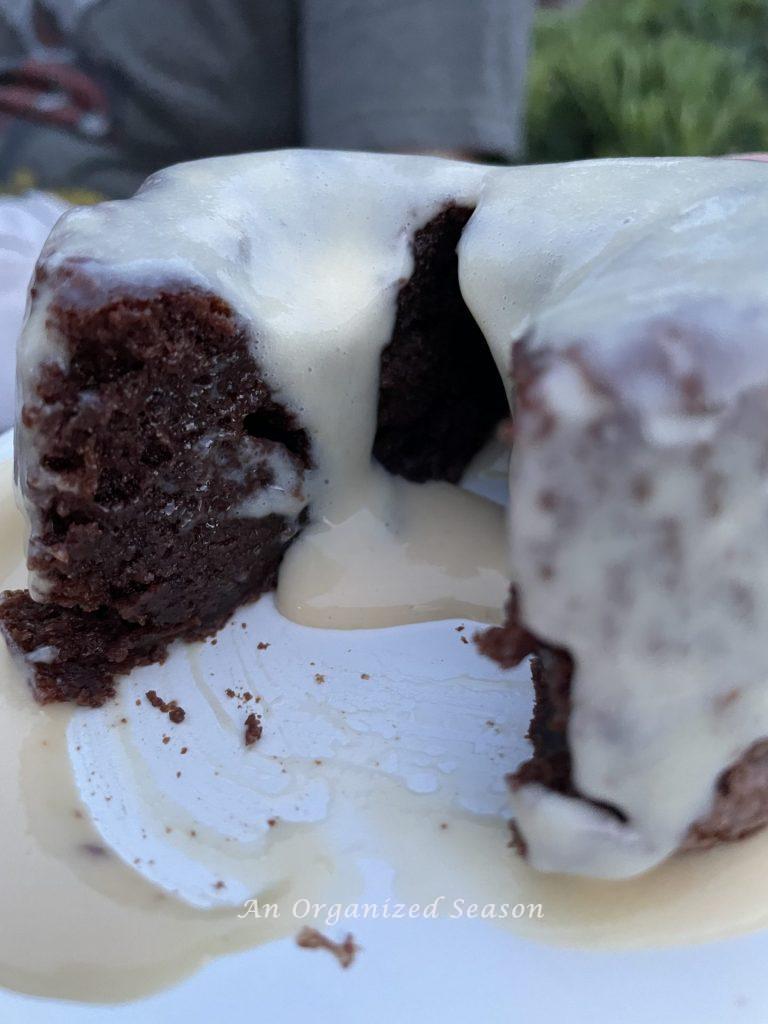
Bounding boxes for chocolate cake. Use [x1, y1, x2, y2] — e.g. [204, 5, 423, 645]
[3, 286, 311, 706]
[480, 594, 768, 860]
[2, 203, 503, 707]
[3, 149, 768, 878]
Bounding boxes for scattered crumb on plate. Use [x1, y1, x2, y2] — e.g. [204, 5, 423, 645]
[295, 927, 358, 968]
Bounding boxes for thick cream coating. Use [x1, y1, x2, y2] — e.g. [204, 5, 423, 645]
[17, 150, 768, 878]
[462, 159, 768, 877]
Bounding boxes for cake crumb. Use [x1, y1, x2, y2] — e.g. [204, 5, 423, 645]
[460, 635, 469, 644]
[314, 673, 325, 684]
[225, 688, 236, 699]
[360, 673, 370, 680]
[267, 817, 278, 827]
[145, 690, 186, 723]
[257, 641, 270, 650]
[245, 712, 263, 746]
[296, 927, 358, 969]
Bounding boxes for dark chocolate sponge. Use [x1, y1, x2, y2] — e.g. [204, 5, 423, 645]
[374, 205, 508, 483]
[1, 206, 503, 705]
[2, 284, 310, 705]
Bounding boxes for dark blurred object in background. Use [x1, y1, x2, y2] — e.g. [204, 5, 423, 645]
[0, 0, 534, 200]
[529, 0, 768, 161]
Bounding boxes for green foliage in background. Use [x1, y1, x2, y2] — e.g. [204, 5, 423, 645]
[527, 0, 768, 160]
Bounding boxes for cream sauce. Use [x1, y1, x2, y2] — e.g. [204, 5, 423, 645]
[0, 462, 331, 1002]
[277, 466, 508, 628]
[3, 456, 768, 1004]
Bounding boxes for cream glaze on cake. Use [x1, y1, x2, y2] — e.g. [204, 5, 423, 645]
[462, 159, 768, 877]
[16, 150, 768, 880]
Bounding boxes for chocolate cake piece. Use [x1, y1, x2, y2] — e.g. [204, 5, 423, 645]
[478, 590, 573, 799]
[1, 284, 310, 705]
[480, 594, 768, 855]
[0, 590, 169, 707]
[373, 205, 507, 483]
[1, 194, 500, 706]
[477, 262, 768, 877]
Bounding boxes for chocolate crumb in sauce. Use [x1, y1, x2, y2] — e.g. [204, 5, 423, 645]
[257, 641, 270, 650]
[244, 712, 263, 746]
[296, 927, 358, 969]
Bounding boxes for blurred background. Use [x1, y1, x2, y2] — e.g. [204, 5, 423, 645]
[0, 0, 766, 428]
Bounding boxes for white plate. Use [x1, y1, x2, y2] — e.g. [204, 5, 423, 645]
[1, 427, 768, 1024]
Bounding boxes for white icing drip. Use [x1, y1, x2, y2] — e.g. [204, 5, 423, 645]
[276, 463, 508, 629]
[233, 446, 306, 521]
[15, 150, 768, 879]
